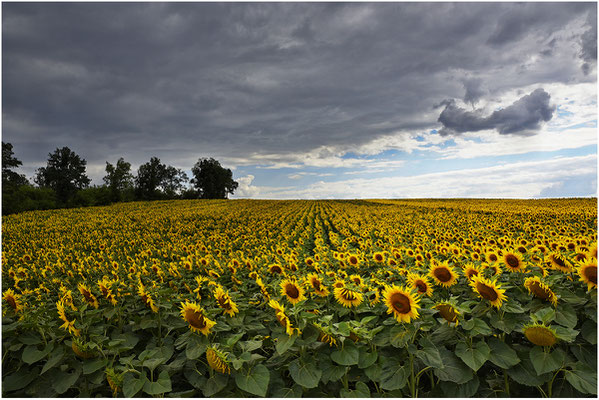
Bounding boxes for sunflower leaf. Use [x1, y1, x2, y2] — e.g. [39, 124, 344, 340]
[201, 373, 228, 397]
[380, 357, 408, 390]
[487, 338, 520, 369]
[331, 340, 359, 365]
[581, 320, 597, 344]
[555, 304, 577, 328]
[288, 359, 321, 389]
[565, 362, 597, 395]
[275, 333, 297, 355]
[455, 340, 489, 372]
[530, 346, 564, 375]
[416, 337, 444, 369]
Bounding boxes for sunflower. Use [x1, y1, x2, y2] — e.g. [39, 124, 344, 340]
[547, 252, 572, 273]
[501, 250, 526, 273]
[576, 258, 597, 291]
[206, 347, 231, 374]
[462, 264, 481, 281]
[306, 273, 329, 296]
[470, 276, 507, 309]
[523, 323, 558, 347]
[366, 288, 381, 305]
[180, 301, 216, 336]
[334, 287, 363, 308]
[56, 300, 80, 336]
[105, 368, 124, 396]
[407, 273, 433, 297]
[269, 264, 283, 275]
[333, 279, 345, 289]
[138, 283, 158, 313]
[78, 283, 99, 309]
[3, 289, 21, 313]
[524, 276, 558, 306]
[429, 261, 459, 287]
[349, 274, 364, 287]
[213, 286, 239, 317]
[280, 279, 306, 305]
[383, 285, 420, 323]
[314, 323, 337, 347]
[373, 252, 385, 263]
[71, 337, 96, 359]
[98, 278, 118, 306]
[268, 299, 299, 336]
[433, 302, 460, 325]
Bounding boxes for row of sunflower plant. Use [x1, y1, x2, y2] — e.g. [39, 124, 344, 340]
[2, 198, 597, 397]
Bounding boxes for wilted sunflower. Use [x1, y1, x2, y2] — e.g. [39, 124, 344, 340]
[524, 276, 558, 306]
[213, 286, 239, 317]
[407, 273, 433, 297]
[280, 279, 306, 305]
[523, 323, 558, 347]
[470, 276, 507, 308]
[429, 261, 459, 287]
[78, 283, 99, 309]
[206, 347, 231, 374]
[105, 368, 124, 396]
[180, 301, 216, 336]
[383, 285, 420, 323]
[433, 301, 460, 325]
[71, 337, 96, 359]
[268, 299, 299, 336]
[3, 289, 21, 313]
[502, 250, 526, 273]
[306, 273, 329, 296]
[56, 300, 80, 336]
[334, 287, 363, 308]
[547, 252, 572, 273]
[314, 323, 338, 347]
[576, 258, 597, 291]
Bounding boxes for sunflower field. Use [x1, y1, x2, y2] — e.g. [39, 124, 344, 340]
[2, 198, 597, 397]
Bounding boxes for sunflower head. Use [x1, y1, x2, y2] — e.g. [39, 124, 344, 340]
[577, 258, 597, 291]
[206, 347, 231, 374]
[523, 323, 558, 347]
[180, 301, 216, 336]
[470, 275, 507, 309]
[105, 367, 124, 396]
[433, 301, 460, 325]
[269, 264, 283, 275]
[502, 250, 526, 273]
[383, 285, 420, 323]
[3, 289, 21, 313]
[366, 288, 381, 306]
[214, 286, 239, 317]
[306, 273, 329, 296]
[78, 283, 99, 309]
[72, 337, 96, 359]
[333, 286, 363, 308]
[547, 252, 572, 273]
[462, 264, 480, 281]
[314, 323, 338, 347]
[280, 279, 306, 305]
[429, 261, 459, 287]
[524, 276, 558, 306]
[407, 273, 433, 297]
[373, 252, 385, 263]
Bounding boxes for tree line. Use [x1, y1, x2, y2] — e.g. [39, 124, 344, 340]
[2, 142, 238, 215]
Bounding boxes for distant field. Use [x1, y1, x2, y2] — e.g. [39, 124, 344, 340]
[2, 199, 597, 397]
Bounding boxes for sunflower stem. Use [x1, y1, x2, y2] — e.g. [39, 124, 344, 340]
[536, 385, 548, 397]
[503, 368, 510, 397]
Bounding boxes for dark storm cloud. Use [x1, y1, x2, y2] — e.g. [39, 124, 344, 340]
[580, 10, 597, 75]
[1, 2, 595, 181]
[438, 89, 554, 136]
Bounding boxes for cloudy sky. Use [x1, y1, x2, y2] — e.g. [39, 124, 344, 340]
[2, 2, 597, 198]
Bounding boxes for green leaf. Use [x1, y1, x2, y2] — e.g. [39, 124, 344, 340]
[502, 300, 526, 313]
[185, 339, 207, 360]
[331, 341, 359, 366]
[52, 369, 82, 394]
[554, 325, 579, 342]
[83, 358, 108, 375]
[455, 340, 490, 372]
[507, 355, 551, 386]
[275, 333, 297, 355]
[3, 367, 39, 392]
[289, 358, 321, 389]
[416, 337, 444, 369]
[123, 371, 147, 397]
[554, 304, 577, 328]
[487, 338, 520, 369]
[143, 370, 172, 395]
[489, 312, 518, 334]
[434, 348, 473, 384]
[272, 385, 303, 398]
[429, 323, 457, 345]
[358, 349, 378, 369]
[226, 332, 245, 347]
[18, 331, 43, 345]
[440, 375, 480, 398]
[202, 374, 227, 397]
[565, 362, 597, 395]
[581, 320, 597, 344]
[321, 363, 347, 384]
[41, 347, 66, 375]
[183, 369, 206, 390]
[235, 363, 270, 396]
[533, 307, 556, 324]
[340, 382, 370, 397]
[530, 346, 564, 375]
[389, 324, 417, 348]
[364, 362, 382, 382]
[380, 357, 408, 391]
[22, 343, 53, 364]
[462, 318, 492, 336]
[241, 340, 263, 352]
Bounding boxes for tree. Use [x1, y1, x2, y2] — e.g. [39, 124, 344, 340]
[160, 165, 189, 198]
[2, 142, 28, 187]
[135, 157, 167, 200]
[191, 158, 238, 199]
[104, 157, 134, 202]
[34, 147, 90, 205]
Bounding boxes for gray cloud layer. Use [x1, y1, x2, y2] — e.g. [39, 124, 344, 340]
[2, 3, 596, 181]
[438, 89, 554, 136]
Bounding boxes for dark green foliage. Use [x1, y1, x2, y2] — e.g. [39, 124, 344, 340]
[191, 158, 238, 199]
[34, 147, 91, 205]
[103, 158, 134, 202]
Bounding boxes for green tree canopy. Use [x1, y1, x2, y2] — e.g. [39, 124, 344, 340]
[2, 142, 28, 187]
[135, 157, 167, 200]
[34, 147, 90, 205]
[191, 158, 238, 199]
[104, 157, 134, 202]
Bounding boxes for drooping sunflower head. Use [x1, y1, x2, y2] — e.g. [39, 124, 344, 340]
[547, 252, 573, 273]
[407, 273, 433, 297]
[470, 276, 507, 309]
[105, 367, 124, 396]
[502, 250, 526, 273]
[72, 337, 96, 359]
[280, 279, 306, 305]
[524, 276, 558, 306]
[206, 347, 231, 374]
[78, 283, 99, 309]
[383, 285, 420, 323]
[314, 323, 338, 347]
[180, 301, 216, 336]
[306, 273, 329, 296]
[429, 261, 459, 287]
[3, 289, 21, 313]
[268, 299, 298, 336]
[433, 301, 460, 325]
[523, 323, 558, 347]
[577, 258, 597, 291]
[333, 286, 363, 308]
